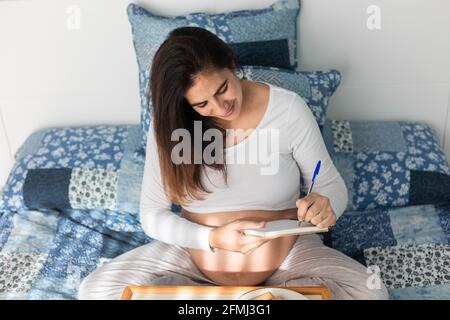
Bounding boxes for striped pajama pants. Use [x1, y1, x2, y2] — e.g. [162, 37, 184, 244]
[78, 234, 389, 300]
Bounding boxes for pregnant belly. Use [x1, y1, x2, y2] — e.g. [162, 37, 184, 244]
[182, 208, 299, 286]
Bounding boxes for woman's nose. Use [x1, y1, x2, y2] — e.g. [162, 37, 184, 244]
[211, 98, 230, 115]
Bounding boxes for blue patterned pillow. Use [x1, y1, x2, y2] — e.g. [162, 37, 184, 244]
[240, 66, 341, 130]
[0, 126, 145, 226]
[136, 66, 341, 160]
[126, 0, 301, 154]
[323, 120, 450, 211]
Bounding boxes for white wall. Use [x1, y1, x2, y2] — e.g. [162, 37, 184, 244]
[299, 0, 450, 150]
[0, 0, 450, 187]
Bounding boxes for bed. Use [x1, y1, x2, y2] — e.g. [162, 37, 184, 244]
[0, 125, 152, 299]
[0, 124, 449, 300]
[2, 0, 450, 300]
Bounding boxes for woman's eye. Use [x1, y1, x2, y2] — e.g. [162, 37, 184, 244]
[192, 83, 228, 109]
[219, 84, 228, 95]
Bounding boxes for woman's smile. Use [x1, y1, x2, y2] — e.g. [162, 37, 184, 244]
[221, 100, 235, 118]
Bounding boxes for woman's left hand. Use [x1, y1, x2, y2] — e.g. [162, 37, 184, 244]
[295, 192, 336, 229]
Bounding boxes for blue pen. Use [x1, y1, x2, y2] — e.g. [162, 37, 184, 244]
[308, 160, 321, 194]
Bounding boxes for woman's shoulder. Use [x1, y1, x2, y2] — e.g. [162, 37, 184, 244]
[246, 79, 297, 102]
[262, 83, 307, 115]
[262, 82, 306, 114]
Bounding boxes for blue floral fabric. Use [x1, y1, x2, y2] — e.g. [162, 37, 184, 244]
[239, 66, 340, 128]
[136, 66, 341, 161]
[0, 122, 450, 299]
[0, 125, 145, 220]
[323, 120, 450, 211]
[1, 202, 450, 299]
[127, 0, 301, 154]
[127, 0, 299, 72]
[0, 121, 448, 301]
[0, 208, 150, 299]
[331, 202, 450, 299]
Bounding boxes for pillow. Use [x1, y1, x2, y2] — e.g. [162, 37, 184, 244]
[323, 120, 450, 211]
[239, 66, 341, 130]
[0, 125, 145, 225]
[127, 0, 300, 70]
[136, 66, 342, 159]
[126, 0, 301, 154]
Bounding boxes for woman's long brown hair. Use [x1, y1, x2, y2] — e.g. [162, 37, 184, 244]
[149, 26, 243, 206]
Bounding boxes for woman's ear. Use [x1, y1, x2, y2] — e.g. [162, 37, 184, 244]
[234, 65, 246, 80]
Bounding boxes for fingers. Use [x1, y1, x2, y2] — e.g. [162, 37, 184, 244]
[304, 204, 323, 223]
[298, 194, 331, 223]
[239, 232, 273, 254]
[242, 239, 269, 255]
[317, 214, 336, 229]
[240, 234, 267, 246]
[310, 210, 328, 226]
[296, 193, 317, 221]
[228, 219, 270, 254]
[305, 200, 328, 223]
[232, 219, 266, 231]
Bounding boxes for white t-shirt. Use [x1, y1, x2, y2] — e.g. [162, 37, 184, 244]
[139, 82, 348, 251]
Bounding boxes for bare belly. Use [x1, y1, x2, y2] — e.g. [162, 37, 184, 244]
[182, 208, 299, 286]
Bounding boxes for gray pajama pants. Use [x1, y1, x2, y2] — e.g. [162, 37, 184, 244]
[78, 234, 389, 300]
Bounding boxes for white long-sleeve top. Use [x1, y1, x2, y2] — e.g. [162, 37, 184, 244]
[139, 82, 348, 251]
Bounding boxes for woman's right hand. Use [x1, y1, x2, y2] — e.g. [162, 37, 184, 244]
[208, 219, 271, 254]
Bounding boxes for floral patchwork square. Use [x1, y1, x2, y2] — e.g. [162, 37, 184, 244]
[353, 151, 410, 210]
[364, 243, 450, 289]
[323, 119, 450, 211]
[69, 168, 117, 210]
[401, 123, 450, 174]
[331, 208, 396, 261]
[35, 218, 102, 281]
[331, 120, 353, 153]
[37, 126, 127, 170]
[0, 252, 48, 293]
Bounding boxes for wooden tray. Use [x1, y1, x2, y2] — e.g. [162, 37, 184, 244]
[121, 286, 330, 300]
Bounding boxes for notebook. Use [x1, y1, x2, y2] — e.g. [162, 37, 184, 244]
[243, 219, 328, 238]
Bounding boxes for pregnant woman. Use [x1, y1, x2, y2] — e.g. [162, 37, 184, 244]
[78, 27, 388, 300]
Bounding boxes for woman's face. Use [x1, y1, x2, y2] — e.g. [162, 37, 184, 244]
[184, 67, 244, 126]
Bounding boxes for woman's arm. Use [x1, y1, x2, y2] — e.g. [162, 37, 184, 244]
[287, 94, 349, 221]
[139, 125, 215, 251]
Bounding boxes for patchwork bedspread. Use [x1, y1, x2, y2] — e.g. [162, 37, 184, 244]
[0, 125, 449, 299]
[331, 202, 450, 299]
[0, 125, 151, 299]
[0, 208, 150, 299]
[0, 125, 145, 215]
